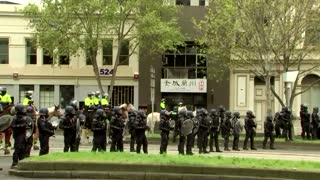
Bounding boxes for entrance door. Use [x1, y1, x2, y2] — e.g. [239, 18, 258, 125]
[254, 85, 274, 131]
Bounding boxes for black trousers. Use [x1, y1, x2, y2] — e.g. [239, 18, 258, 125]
[209, 129, 220, 151]
[312, 126, 319, 140]
[243, 130, 255, 149]
[198, 129, 209, 153]
[92, 133, 107, 152]
[64, 132, 77, 152]
[232, 134, 240, 150]
[283, 122, 293, 141]
[263, 133, 275, 148]
[75, 137, 81, 152]
[275, 121, 283, 138]
[110, 130, 123, 152]
[129, 129, 136, 152]
[172, 126, 179, 143]
[223, 132, 230, 150]
[25, 136, 33, 157]
[12, 135, 26, 166]
[39, 134, 50, 156]
[301, 122, 311, 139]
[160, 131, 169, 154]
[136, 130, 148, 154]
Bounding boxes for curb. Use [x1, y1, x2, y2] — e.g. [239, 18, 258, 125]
[9, 161, 320, 180]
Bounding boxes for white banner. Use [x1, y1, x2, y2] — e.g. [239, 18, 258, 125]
[161, 79, 207, 93]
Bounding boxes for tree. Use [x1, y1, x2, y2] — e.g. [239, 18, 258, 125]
[195, 0, 320, 114]
[22, 0, 184, 101]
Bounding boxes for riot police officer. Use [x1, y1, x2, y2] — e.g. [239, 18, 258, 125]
[23, 91, 33, 106]
[25, 106, 36, 157]
[93, 91, 100, 107]
[159, 110, 171, 154]
[232, 112, 242, 151]
[91, 109, 107, 152]
[110, 106, 125, 152]
[222, 111, 232, 151]
[281, 107, 293, 141]
[59, 106, 77, 152]
[128, 110, 138, 152]
[101, 93, 109, 106]
[171, 106, 179, 143]
[134, 110, 149, 154]
[198, 108, 210, 154]
[209, 109, 222, 152]
[70, 100, 84, 151]
[11, 104, 28, 168]
[38, 108, 54, 156]
[300, 104, 311, 140]
[243, 110, 257, 150]
[311, 107, 319, 140]
[263, 114, 275, 149]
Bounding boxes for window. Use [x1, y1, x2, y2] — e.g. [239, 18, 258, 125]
[19, 85, 34, 103]
[40, 85, 54, 108]
[111, 86, 134, 106]
[60, 85, 74, 108]
[43, 49, 53, 64]
[199, 0, 205, 6]
[103, 39, 113, 65]
[176, 0, 190, 6]
[86, 50, 92, 65]
[0, 38, 9, 64]
[59, 52, 70, 65]
[26, 39, 37, 64]
[119, 40, 129, 65]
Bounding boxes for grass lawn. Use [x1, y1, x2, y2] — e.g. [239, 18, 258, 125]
[26, 152, 320, 172]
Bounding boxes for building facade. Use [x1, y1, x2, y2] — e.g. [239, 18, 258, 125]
[0, 3, 139, 109]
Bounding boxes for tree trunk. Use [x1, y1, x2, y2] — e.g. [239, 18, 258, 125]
[90, 48, 105, 94]
[108, 38, 122, 102]
[265, 75, 272, 116]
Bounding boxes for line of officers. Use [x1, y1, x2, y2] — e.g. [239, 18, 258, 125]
[157, 106, 276, 156]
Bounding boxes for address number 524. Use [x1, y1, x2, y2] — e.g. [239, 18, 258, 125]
[99, 69, 114, 75]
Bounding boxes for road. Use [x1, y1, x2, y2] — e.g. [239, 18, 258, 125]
[1, 134, 320, 179]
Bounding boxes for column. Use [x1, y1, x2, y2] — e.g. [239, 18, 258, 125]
[13, 84, 19, 104]
[54, 85, 60, 106]
[134, 84, 139, 109]
[34, 84, 40, 108]
[249, 75, 255, 111]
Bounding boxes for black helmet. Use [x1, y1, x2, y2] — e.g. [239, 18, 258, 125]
[219, 105, 225, 112]
[96, 109, 106, 117]
[15, 104, 26, 114]
[26, 106, 34, 114]
[201, 108, 208, 115]
[137, 110, 146, 118]
[266, 114, 273, 121]
[187, 110, 194, 118]
[313, 107, 319, 113]
[209, 109, 217, 116]
[233, 112, 240, 118]
[160, 110, 170, 118]
[65, 106, 75, 115]
[173, 106, 178, 112]
[113, 106, 121, 115]
[39, 108, 49, 116]
[246, 110, 255, 118]
[225, 111, 232, 118]
[70, 100, 78, 110]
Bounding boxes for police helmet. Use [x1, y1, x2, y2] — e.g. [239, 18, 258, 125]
[225, 111, 232, 118]
[65, 106, 76, 115]
[219, 105, 225, 112]
[314, 107, 319, 113]
[2, 87, 7, 92]
[96, 109, 106, 117]
[88, 92, 94, 96]
[233, 112, 240, 118]
[187, 110, 194, 118]
[39, 108, 49, 116]
[209, 109, 217, 116]
[70, 100, 78, 110]
[15, 104, 26, 114]
[161, 98, 165, 102]
[113, 106, 121, 115]
[26, 106, 34, 114]
[137, 110, 146, 118]
[102, 93, 108, 98]
[160, 110, 168, 117]
[95, 91, 100, 96]
[246, 110, 255, 118]
[266, 114, 273, 121]
[178, 102, 183, 106]
[201, 108, 208, 115]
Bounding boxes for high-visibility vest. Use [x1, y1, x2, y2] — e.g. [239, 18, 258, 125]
[160, 102, 166, 109]
[101, 98, 109, 105]
[1, 94, 12, 103]
[93, 97, 100, 105]
[84, 97, 93, 106]
[23, 97, 30, 106]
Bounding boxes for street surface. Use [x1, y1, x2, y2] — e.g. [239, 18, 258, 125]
[0, 134, 320, 179]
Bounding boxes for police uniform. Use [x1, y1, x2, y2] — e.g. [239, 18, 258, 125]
[25, 106, 36, 157]
[59, 106, 77, 152]
[160, 99, 166, 110]
[198, 108, 210, 154]
[128, 110, 137, 152]
[243, 111, 257, 150]
[110, 106, 125, 152]
[134, 110, 148, 154]
[221, 111, 232, 151]
[209, 109, 222, 152]
[232, 112, 242, 151]
[263, 114, 275, 149]
[159, 110, 171, 154]
[91, 109, 107, 152]
[38, 108, 54, 156]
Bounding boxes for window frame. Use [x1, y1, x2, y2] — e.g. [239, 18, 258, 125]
[0, 38, 9, 64]
[26, 39, 37, 64]
[119, 40, 129, 66]
[102, 39, 113, 65]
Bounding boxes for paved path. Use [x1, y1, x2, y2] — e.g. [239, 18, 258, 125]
[1, 135, 320, 179]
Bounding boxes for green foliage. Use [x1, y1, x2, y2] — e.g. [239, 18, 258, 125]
[27, 152, 320, 171]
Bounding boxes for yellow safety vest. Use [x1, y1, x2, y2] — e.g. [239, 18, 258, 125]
[84, 97, 93, 106]
[93, 97, 100, 105]
[23, 98, 30, 106]
[101, 98, 109, 105]
[160, 102, 166, 109]
[1, 94, 12, 103]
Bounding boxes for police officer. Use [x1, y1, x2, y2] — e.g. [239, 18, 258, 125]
[83, 92, 94, 144]
[274, 112, 282, 138]
[25, 106, 36, 157]
[263, 114, 275, 149]
[0, 87, 12, 105]
[221, 111, 232, 151]
[93, 91, 100, 107]
[91, 109, 107, 152]
[59, 106, 77, 152]
[243, 110, 257, 150]
[11, 104, 28, 168]
[198, 108, 210, 154]
[85, 92, 94, 108]
[110, 106, 125, 152]
[134, 110, 149, 154]
[186, 111, 195, 155]
[178, 102, 187, 112]
[177, 109, 188, 155]
[171, 106, 179, 143]
[311, 107, 319, 140]
[160, 98, 166, 110]
[70, 100, 84, 151]
[128, 110, 137, 152]
[281, 107, 293, 141]
[159, 110, 171, 154]
[38, 108, 54, 156]
[300, 104, 311, 140]
[101, 93, 109, 107]
[23, 91, 33, 106]
[232, 112, 242, 151]
[209, 109, 222, 152]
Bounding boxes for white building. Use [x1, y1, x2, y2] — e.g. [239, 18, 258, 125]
[0, 3, 139, 109]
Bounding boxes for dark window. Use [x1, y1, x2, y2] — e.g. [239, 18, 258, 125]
[60, 85, 74, 108]
[197, 68, 207, 78]
[59, 52, 69, 65]
[103, 39, 113, 65]
[86, 50, 92, 65]
[176, 0, 190, 6]
[119, 40, 129, 65]
[197, 55, 206, 67]
[188, 68, 196, 78]
[163, 55, 174, 66]
[199, 0, 205, 6]
[175, 55, 185, 67]
[43, 49, 53, 64]
[186, 55, 196, 67]
[26, 39, 37, 64]
[0, 38, 9, 64]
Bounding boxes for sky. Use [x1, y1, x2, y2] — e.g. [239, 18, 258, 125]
[1, 0, 41, 4]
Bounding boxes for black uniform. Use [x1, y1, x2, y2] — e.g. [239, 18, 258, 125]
[221, 111, 232, 151]
[38, 108, 54, 156]
[70, 100, 85, 152]
[128, 110, 137, 152]
[274, 112, 282, 138]
[91, 109, 107, 152]
[209, 109, 222, 152]
[177, 110, 194, 155]
[59, 106, 77, 152]
[300, 104, 311, 140]
[159, 110, 171, 154]
[281, 107, 293, 141]
[263, 114, 275, 149]
[171, 107, 179, 143]
[243, 111, 257, 150]
[25, 106, 36, 157]
[311, 107, 320, 140]
[232, 112, 242, 151]
[11, 105, 28, 168]
[198, 108, 210, 154]
[134, 110, 148, 154]
[110, 107, 125, 152]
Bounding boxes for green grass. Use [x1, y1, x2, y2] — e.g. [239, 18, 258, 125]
[26, 152, 320, 172]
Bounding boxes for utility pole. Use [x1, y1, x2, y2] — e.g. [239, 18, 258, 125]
[150, 66, 155, 123]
